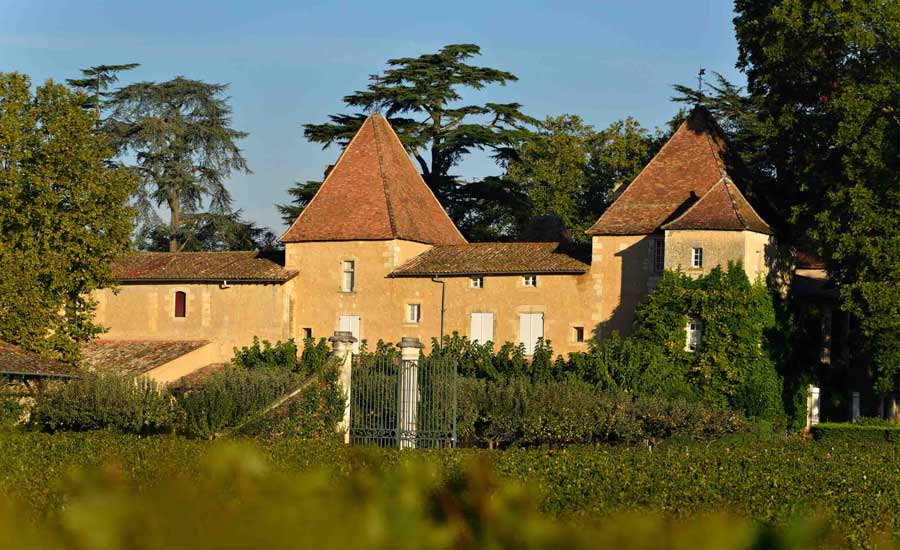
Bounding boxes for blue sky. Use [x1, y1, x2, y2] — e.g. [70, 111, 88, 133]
[2, 0, 744, 233]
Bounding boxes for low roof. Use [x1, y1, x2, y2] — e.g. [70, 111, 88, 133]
[112, 251, 297, 283]
[662, 177, 772, 234]
[795, 250, 826, 270]
[390, 242, 590, 277]
[0, 341, 79, 379]
[586, 107, 730, 236]
[81, 340, 209, 377]
[280, 115, 466, 245]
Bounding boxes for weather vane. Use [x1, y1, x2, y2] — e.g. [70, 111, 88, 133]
[697, 67, 706, 95]
[367, 74, 383, 115]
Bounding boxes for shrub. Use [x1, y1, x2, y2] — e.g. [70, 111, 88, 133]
[175, 367, 301, 438]
[0, 393, 23, 429]
[235, 356, 345, 439]
[29, 373, 176, 434]
[232, 337, 300, 371]
[458, 376, 747, 447]
[811, 422, 900, 444]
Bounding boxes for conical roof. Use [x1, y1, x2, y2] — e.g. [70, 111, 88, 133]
[662, 177, 772, 234]
[280, 115, 466, 245]
[586, 107, 729, 236]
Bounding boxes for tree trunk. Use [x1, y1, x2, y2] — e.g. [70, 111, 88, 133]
[168, 194, 180, 253]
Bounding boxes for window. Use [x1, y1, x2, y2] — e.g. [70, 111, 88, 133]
[687, 319, 702, 352]
[339, 315, 360, 354]
[519, 313, 544, 355]
[652, 238, 665, 274]
[470, 276, 484, 289]
[470, 312, 494, 344]
[302, 327, 313, 340]
[341, 260, 355, 292]
[406, 303, 421, 324]
[573, 326, 585, 343]
[174, 291, 186, 318]
[691, 248, 703, 269]
[523, 275, 538, 287]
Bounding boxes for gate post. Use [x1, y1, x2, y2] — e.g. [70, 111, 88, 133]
[398, 336, 424, 449]
[330, 331, 357, 444]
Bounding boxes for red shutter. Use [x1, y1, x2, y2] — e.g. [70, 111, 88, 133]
[174, 291, 186, 318]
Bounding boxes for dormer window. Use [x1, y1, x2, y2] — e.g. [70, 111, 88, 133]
[692, 248, 703, 269]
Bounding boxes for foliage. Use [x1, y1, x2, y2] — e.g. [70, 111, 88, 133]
[508, 115, 660, 239]
[4, 433, 900, 547]
[0, 73, 137, 362]
[458, 377, 746, 448]
[810, 422, 900, 445]
[137, 210, 278, 252]
[235, 356, 345, 439]
[107, 77, 250, 252]
[0, 394, 23, 429]
[29, 373, 176, 434]
[631, 263, 784, 419]
[174, 367, 301, 439]
[734, 0, 900, 394]
[231, 336, 331, 376]
[65, 63, 139, 118]
[302, 44, 537, 240]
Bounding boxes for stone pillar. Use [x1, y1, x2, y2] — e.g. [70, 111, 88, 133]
[398, 336, 424, 449]
[851, 391, 861, 423]
[329, 331, 357, 444]
[806, 385, 821, 427]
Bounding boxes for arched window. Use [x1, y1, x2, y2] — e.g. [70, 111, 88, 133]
[174, 291, 186, 318]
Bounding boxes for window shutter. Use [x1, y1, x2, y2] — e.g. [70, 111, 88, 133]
[339, 315, 361, 353]
[471, 313, 494, 344]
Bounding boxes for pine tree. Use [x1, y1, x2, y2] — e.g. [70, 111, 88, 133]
[107, 77, 250, 252]
[66, 63, 139, 119]
[302, 44, 536, 238]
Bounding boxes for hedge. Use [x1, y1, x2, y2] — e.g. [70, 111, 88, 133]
[811, 422, 900, 444]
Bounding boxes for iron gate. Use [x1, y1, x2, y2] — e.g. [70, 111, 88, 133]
[349, 355, 457, 448]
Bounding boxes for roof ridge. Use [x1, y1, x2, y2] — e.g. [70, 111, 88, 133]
[585, 116, 691, 235]
[721, 177, 749, 228]
[277, 117, 373, 243]
[377, 116, 468, 244]
[371, 116, 398, 237]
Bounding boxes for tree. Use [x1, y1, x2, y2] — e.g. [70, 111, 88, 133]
[507, 115, 658, 239]
[137, 211, 278, 252]
[107, 77, 250, 252]
[66, 63, 140, 119]
[0, 73, 136, 362]
[733, 0, 900, 393]
[302, 44, 536, 238]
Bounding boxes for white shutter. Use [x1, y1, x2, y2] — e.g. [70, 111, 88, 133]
[339, 315, 361, 353]
[482, 313, 494, 343]
[519, 313, 543, 355]
[471, 313, 493, 344]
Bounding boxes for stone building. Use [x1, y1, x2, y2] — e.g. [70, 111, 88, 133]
[92, 107, 778, 380]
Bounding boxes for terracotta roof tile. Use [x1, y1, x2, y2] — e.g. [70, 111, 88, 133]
[0, 341, 78, 378]
[390, 242, 590, 276]
[280, 115, 466, 245]
[112, 251, 297, 283]
[795, 250, 825, 270]
[663, 177, 772, 234]
[586, 107, 729, 235]
[81, 340, 209, 377]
